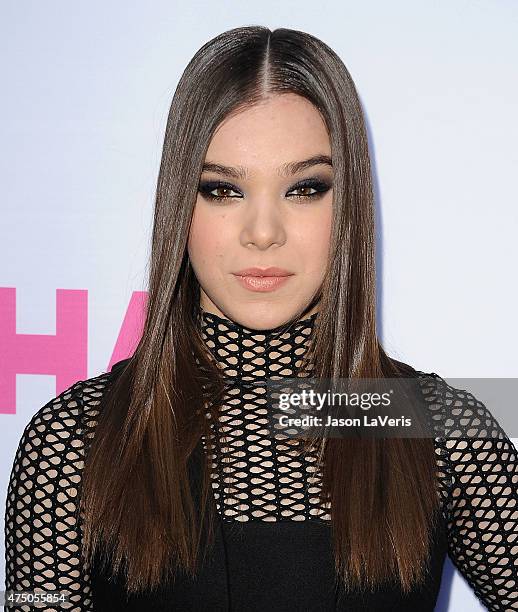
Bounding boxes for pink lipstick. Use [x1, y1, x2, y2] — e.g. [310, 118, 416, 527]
[233, 267, 294, 293]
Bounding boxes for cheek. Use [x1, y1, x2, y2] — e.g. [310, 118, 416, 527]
[294, 207, 333, 273]
[188, 207, 228, 269]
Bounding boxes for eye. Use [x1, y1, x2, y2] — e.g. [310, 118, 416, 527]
[197, 177, 332, 204]
[198, 180, 242, 202]
[286, 178, 332, 201]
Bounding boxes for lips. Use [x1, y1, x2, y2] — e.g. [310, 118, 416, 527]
[232, 267, 294, 293]
[234, 267, 293, 277]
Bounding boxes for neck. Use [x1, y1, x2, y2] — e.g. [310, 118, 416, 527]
[198, 308, 318, 381]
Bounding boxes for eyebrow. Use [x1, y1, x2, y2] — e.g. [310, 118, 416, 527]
[201, 154, 333, 180]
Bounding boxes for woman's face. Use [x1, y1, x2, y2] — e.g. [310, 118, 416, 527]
[188, 93, 333, 330]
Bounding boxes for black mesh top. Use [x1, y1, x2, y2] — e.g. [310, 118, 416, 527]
[4, 309, 518, 611]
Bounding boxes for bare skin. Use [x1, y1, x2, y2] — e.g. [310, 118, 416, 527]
[188, 93, 333, 330]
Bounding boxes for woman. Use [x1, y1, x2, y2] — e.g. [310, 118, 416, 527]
[4, 25, 517, 612]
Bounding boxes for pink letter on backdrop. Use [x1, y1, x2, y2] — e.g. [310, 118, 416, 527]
[107, 291, 147, 371]
[0, 287, 88, 414]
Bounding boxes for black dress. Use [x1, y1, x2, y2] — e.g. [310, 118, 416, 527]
[4, 310, 518, 611]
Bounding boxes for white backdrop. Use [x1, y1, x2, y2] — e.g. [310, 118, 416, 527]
[1, 1, 517, 610]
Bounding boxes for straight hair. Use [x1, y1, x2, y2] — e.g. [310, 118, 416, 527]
[80, 25, 440, 594]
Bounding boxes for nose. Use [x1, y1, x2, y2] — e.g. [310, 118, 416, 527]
[239, 196, 287, 250]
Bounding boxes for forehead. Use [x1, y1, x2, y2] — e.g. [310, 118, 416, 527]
[205, 93, 331, 176]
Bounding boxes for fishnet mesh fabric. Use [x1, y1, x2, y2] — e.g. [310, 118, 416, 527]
[422, 373, 518, 611]
[3, 310, 517, 611]
[4, 377, 104, 610]
[199, 311, 330, 522]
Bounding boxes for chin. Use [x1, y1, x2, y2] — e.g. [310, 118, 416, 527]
[226, 302, 306, 331]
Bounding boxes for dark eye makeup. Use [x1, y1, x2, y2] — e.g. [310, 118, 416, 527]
[197, 177, 332, 203]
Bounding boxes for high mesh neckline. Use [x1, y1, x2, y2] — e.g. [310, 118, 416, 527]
[199, 308, 318, 383]
[198, 308, 330, 522]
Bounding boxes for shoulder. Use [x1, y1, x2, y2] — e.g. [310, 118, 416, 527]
[10, 360, 130, 474]
[27, 359, 130, 427]
[409, 368, 517, 499]
[387, 359, 453, 429]
[408, 368, 507, 439]
[21, 373, 110, 442]
[387, 360, 514, 452]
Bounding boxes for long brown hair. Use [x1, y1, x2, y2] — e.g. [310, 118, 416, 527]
[80, 25, 440, 595]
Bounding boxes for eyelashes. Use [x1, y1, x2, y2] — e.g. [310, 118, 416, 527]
[197, 177, 332, 203]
